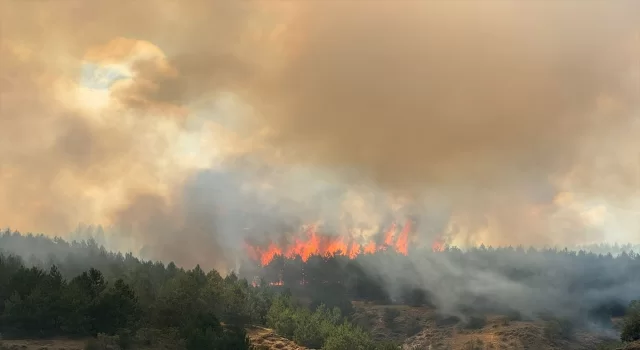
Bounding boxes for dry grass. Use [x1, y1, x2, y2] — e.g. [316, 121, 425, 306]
[0, 328, 305, 350]
[620, 341, 640, 350]
[0, 338, 86, 350]
[246, 325, 307, 350]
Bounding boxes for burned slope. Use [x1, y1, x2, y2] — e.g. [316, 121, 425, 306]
[352, 303, 618, 350]
[245, 246, 640, 330]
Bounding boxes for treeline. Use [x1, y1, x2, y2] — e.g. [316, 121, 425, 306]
[252, 245, 640, 294]
[3, 230, 640, 346]
[4, 228, 640, 324]
[0, 231, 398, 350]
[0, 253, 257, 349]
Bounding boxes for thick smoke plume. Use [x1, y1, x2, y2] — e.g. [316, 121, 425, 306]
[1, 1, 640, 271]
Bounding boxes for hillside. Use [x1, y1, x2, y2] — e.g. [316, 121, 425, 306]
[351, 302, 616, 350]
[0, 305, 635, 350]
[1, 232, 640, 350]
[620, 341, 640, 349]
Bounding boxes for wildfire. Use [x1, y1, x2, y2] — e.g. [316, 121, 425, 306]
[432, 238, 445, 252]
[395, 219, 411, 255]
[383, 223, 397, 246]
[246, 219, 417, 266]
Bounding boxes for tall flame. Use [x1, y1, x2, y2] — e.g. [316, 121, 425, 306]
[395, 219, 411, 255]
[246, 219, 421, 266]
[383, 222, 397, 246]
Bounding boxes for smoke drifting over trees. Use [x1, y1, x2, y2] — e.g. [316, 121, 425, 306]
[3, 2, 640, 348]
[2, 230, 640, 349]
[1, 2, 640, 273]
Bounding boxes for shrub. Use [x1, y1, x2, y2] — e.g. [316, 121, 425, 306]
[505, 309, 522, 321]
[435, 314, 460, 327]
[462, 338, 484, 350]
[84, 333, 121, 350]
[133, 327, 185, 349]
[266, 296, 297, 338]
[383, 308, 400, 328]
[293, 312, 324, 348]
[544, 318, 574, 341]
[323, 323, 375, 350]
[405, 318, 422, 337]
[464, 315, 487, 330]
[115, 328, 133, 349]
[595, 340, 625, 350]
[402, 288, 430, 307]
[621, 300, 640, 342]
[84, 339, 102, 350]
[377, 341, 402, 349]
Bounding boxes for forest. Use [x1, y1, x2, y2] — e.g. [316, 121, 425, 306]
[1, 230, 640, 349]
[0, 231, 398, 349]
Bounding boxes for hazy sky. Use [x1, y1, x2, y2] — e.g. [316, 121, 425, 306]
[1, 1, 639, 268]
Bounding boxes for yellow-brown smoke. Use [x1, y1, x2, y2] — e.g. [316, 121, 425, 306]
[1, 1, 639, 269]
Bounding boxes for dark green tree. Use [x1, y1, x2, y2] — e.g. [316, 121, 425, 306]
[93, 279, 141, 334]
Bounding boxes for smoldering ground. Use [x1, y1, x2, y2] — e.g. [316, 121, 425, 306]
[1, 1, 640, 273]
[348, 247, 640, 326]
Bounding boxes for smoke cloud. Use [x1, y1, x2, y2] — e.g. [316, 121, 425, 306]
[1, 1, 639, 269]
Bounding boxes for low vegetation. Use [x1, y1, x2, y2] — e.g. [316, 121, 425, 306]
[622, 301, 640, 342]
[266, 293, 399, 349]
[543, 317, 575, 342]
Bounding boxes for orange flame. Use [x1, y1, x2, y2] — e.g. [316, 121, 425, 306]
[395, 220, 411, 255]
[383, 223, 396, 246]
[432, 238, 445, 252]
[363, 240, 377, 254]
[261, 243, 283, 266]
[347, 241, 361, 259]
[246, 219, 415, 266]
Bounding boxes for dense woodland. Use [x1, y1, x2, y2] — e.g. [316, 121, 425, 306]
[0, 231, 398, 349]
[1, 230, 640, 349]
